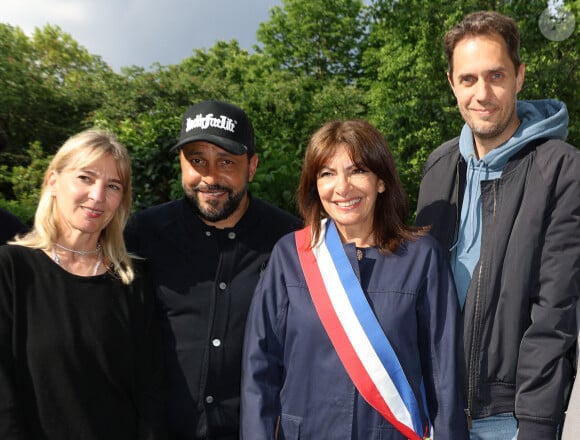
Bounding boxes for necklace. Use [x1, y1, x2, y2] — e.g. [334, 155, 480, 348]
[356, 247, 364, 261]
[52, 243, 103, 276]
[54, 242, 102, 255]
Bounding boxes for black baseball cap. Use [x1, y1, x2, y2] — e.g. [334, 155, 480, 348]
[172, 100, 255, 155]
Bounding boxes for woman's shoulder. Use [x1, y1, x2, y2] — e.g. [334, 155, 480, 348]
[399, 232, 446, 259]
[264, 228, 300, 253]
[0, 245, 51, 291]
[0, 244, 42, 262]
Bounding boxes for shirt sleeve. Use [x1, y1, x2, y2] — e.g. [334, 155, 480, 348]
[417, 240, 469, 439]
[516, 149, 580, 437]
[131, 261, 167, 440]
[0, 249, 21, 439]
[240, 242, 288, 440]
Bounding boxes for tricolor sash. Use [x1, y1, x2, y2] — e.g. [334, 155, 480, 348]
[295, 219, 431, 440]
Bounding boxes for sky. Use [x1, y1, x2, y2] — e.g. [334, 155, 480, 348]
[1, 0, 282, 72]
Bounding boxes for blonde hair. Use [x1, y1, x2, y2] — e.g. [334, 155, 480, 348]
[11, 129, 135, 284]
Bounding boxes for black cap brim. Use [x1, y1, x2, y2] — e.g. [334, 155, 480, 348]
[172, 133, 249, 155]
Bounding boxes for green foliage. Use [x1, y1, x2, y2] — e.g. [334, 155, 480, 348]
[512, 0, 580, 145]
[0, 141, 51, 224]
[364, 0, 462, 214]
[257, 0, 368, 82]
[0, 24, 113, 154]
[0, 23, 42, 150]
[94, 110, 179, 212]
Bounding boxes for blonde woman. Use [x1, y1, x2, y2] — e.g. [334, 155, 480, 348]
[0, 129, 164, 439]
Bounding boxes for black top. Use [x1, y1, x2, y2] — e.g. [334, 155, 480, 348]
[125, 196, 301, 439]
[0, 245, 165, 440]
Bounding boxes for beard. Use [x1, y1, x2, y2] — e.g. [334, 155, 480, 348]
[463, 101, 518, 141]
[470, 117, 512, 140]
[184, 182, 248, 223]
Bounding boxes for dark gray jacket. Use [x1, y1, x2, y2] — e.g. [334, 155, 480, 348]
[416, 136, 580, 439]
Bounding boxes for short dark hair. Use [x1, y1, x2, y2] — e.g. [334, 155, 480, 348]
[444, 10, 521, 76]
[297, 119, 426, 253]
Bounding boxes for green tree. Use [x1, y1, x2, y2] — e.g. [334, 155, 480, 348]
[0, 24, 35, 152]
[0, 24, 113, 154]
[0, 141, 51, 224]
[508, 0, 580, 145]
[363, 0, 459, 214]
[257, 0, 368, 82]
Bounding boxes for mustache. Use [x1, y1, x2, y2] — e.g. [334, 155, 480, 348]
[194, 184, 232, 193]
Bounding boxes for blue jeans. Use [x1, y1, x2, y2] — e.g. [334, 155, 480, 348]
[470, 413, 518, 440]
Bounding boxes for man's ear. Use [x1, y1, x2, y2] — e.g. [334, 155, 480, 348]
[447, 71, 456, 93]
[516, 63, 526, 94]
[248, 154, 259, 182]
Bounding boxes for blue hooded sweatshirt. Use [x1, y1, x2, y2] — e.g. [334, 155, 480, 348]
[451, 99, 569, 308]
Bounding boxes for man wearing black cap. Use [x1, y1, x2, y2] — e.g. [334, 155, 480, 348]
[124, 100, 301, 440]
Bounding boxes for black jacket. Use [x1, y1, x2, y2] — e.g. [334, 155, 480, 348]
[415, 137, 580, 438]
[0, 209, 28, 245]
[124, 196, 301, 440]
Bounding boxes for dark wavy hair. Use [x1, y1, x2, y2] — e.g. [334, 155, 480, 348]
[444, 10, 521, 76]
[297, 119, 427, 253]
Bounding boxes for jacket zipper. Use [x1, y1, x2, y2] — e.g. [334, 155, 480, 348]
[455, 160, 473, 428]
[466, 179, 498, 428]
[466, 261, 483, 429]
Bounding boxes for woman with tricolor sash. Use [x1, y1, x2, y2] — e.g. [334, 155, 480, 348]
[240, 119, 469, 439]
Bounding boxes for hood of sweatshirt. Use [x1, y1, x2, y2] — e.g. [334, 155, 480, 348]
[451, 99, 568, 307]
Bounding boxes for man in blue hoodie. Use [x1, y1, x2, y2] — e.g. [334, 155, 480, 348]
[415, 10, 580, 440]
